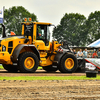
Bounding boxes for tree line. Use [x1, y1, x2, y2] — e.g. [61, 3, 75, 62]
[53, 11, 100, 46]
[0, 6, 37, 35]
[1, 6, 100, 46]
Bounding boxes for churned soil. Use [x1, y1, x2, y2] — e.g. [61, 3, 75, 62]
[0, 80, 100, 100]
[0, 69, 100, 100]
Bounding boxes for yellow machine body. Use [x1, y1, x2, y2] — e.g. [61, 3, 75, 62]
[0, 36, 25, 64]
[0, 21, 61, 67]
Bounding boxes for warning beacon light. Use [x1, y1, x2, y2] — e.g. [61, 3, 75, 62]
[29, 18, 32, 21]
[24, 18, 27, 22]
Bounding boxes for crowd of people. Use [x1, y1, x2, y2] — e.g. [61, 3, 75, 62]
[72, 48, 100, 58]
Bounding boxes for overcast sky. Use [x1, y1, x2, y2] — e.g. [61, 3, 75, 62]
[0, 0, 100, 25]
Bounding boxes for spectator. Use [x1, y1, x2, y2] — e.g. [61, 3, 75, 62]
[98, 48, 100, 58]
[83, 48, 88, 58]
[92, 51, 98, 58]
[77, 49, 84, 58]
[73, 49, 77, 56]
[87, 53, 92, 58]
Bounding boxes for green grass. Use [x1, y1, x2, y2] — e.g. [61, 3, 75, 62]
[0, 75, 100, 80]
[0, 65, 3, 69]
[37, 66, 43, 70]
[0, 65, 99, 80]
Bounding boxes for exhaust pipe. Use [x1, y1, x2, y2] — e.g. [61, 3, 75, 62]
[1, 24, 6, 38]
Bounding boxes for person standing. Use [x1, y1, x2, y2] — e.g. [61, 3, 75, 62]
[83, 48, 88, 58]
[77, 49, 84, 58]
[98, 48, 100, 58]
[73, 49, 77, 56]
[92, 51, 98, 58]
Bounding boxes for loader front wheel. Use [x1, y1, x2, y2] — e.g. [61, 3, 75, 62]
[58, 54, 78, 73]
[3, 64, 18, 72]
[18, 52, 39, 73]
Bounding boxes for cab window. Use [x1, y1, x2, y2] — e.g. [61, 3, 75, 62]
[24, 23, 33, 37]
[37, 25, 50, 46]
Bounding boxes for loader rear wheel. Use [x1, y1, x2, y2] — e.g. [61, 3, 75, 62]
[58, 54, 77, 73]
[3, 64, 18, 72]
[18, 52, 39, 73]
[43, 66, 58, 72]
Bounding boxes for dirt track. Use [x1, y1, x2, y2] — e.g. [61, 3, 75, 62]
[0, 69, 86, 77]
[0, 69, 100, 100]
[1, 80, 100, 100]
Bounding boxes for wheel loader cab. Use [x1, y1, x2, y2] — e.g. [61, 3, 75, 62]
[37, 25, 49, 46]
[22, 22, 52, 51]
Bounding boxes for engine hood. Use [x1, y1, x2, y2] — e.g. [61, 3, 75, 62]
[0, 36, 25, 42]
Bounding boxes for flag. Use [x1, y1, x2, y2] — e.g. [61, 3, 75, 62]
[0, 7, 4, 23]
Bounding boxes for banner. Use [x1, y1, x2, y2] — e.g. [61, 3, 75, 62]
[85, 58, 100, 70]
[85, 63, 96, 70]
[0, 7, 4, 23]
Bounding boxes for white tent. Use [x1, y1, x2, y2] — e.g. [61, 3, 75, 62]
[87, 38, 100, 47]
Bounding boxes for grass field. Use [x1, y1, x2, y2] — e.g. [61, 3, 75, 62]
[0, 65, 99, 80]
[0, 65, 3, 69]
[0, 75, 99, 80]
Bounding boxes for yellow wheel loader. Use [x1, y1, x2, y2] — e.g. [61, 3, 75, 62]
[0, 18, 78, 73]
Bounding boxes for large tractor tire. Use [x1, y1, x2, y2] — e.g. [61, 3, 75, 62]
[18, 52, 39, 73]
[43, 66, 58, 72]
[3, 64, 18, 73]
[58, 54, 78, 73]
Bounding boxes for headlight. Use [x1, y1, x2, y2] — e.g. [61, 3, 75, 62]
[2, 45, 6, 51]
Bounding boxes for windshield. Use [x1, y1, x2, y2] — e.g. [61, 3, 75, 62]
[36, 24, 51, 46]
[48, 25, 54, 42]
[47, 26, 50, 42]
